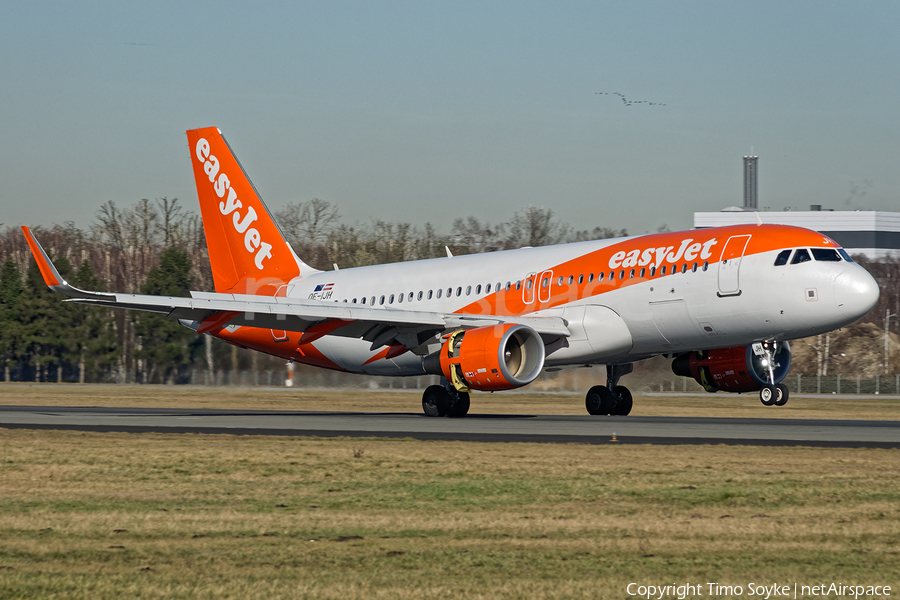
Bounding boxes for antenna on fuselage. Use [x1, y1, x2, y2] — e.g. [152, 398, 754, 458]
[446, 246, 453, 258]
[754, 212, 763, 226]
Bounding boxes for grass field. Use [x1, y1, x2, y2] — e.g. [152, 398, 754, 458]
[1, 385, 899, 598]
[2, 382, 900, 420]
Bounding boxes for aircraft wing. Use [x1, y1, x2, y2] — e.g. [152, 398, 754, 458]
[22, 227, 570, 352]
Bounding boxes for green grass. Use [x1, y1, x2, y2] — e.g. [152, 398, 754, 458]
[0, 429, 898, 598]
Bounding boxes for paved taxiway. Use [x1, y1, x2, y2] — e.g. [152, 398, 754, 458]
[1, 405, 898, 447]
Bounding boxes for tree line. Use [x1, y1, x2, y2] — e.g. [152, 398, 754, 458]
[0, 198, 627, 384]
[3, 196, 897, 384]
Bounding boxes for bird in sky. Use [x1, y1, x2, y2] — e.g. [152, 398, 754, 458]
[596, 92, 666, 106]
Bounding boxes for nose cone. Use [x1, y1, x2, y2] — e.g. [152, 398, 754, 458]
[835, 267, 880, 321]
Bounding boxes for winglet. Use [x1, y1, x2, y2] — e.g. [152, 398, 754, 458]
[22, 226, 64, 287]
[20, 227, 114, 300]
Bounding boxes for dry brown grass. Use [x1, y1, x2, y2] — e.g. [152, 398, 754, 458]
[0, 428, 898, 598]
[2, 382, 900, 420]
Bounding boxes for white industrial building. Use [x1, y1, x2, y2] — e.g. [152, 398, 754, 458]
[694, 208, 900, 260]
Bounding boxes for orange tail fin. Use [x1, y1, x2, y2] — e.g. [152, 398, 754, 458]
[186, 127, 317, 294]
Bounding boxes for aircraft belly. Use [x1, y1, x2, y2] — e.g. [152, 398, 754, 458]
[315, 337, 425, 376]
[544, 304, 633, 365]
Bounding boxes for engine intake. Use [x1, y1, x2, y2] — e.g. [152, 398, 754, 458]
[424, 324, 545, 391]
[672, 342, 791, 393]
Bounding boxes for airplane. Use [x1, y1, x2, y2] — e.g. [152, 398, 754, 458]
[22, 126, 880, 417]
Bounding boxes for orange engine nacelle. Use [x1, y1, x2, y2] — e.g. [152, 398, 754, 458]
[425, 324, 545, 391]
[671, 342, 792, 393]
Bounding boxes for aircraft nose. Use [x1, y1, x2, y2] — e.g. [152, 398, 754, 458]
[834, 266, 880, 321]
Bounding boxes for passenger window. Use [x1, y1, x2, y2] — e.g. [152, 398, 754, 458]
[390, 294, 395, 304]
[525, 279, 533, 290]
[774, 249, 792, 266]
[557, 276, 563, 286]
[379, 295, 385, 305]
[639, 268, 645, 278]
[578, 274, 584, 284]
[476, 284, 482, 294]
[567, 275, 574, 285]
[692, 262, 698, 273]
[505, 282, 511, 291]
[447, 288, 452, 297]
[397, 293, 403, 303]
[681, 264, 687, 274]
[660, 266, 667, 275]
[515, 281, 521, 291]
[791, 249, 812, 265]
[702, 261, 708, 271]
[466, 285, 472, 295]
[619, 270, 625, 280]
[427, 290, 433, 300]
[811, 248, 841, 262]
[629, 269, 635, 279]
[649, 267, 655, 277]
[417, 291, 423, 301]
[457, 287, 462, 296]
[485, 284, 491, 293]
[598, 272, 605, 282]
[588, 273, 594, 283]
[541, 277, 549, 289]
[370, 296, 375, 305]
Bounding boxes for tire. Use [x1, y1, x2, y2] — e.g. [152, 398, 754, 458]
[613, 386, 633, 416]
[585, 385, 614, 415]
[774, 383, 789, 406]
[759, 384, 777, 406]
[422, 385, 450, 417]
[446, 392, 471, 418]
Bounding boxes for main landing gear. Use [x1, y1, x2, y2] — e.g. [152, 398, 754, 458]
[422, 384, 470, 418]
[585, 364, 633, 416]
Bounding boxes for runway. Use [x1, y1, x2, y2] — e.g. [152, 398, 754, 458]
[1, 405, 898, 448]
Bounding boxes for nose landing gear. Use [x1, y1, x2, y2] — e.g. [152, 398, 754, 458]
[585, 364, 633, 416]
[754, 342, 790, 406]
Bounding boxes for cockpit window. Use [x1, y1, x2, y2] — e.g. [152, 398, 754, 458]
[811, 248, 841, 262]
[774, 249, 792, 266]
[837, 248, 854, 262]
[791, 248, 811, 265]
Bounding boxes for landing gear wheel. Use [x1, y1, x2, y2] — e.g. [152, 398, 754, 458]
[774, 383, 789, 406]
[446, 392, 470, 418]
[422, 385, 450, 417]
[612, 386, 633, 416]
[585, 385, 614, 415]
[759, 384, 778, 406]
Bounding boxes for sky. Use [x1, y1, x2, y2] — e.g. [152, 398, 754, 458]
[1, 1, 897, 236]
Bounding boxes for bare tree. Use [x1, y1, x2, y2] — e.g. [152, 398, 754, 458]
[502, 206, 569, 249]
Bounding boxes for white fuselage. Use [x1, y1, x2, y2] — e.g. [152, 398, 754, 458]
[281, 227, 878, 376]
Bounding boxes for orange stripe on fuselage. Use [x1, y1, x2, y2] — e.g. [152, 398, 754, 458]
[454, 224, 837, 317]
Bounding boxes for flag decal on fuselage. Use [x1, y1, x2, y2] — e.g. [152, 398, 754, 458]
[309, 283, 335, 300]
